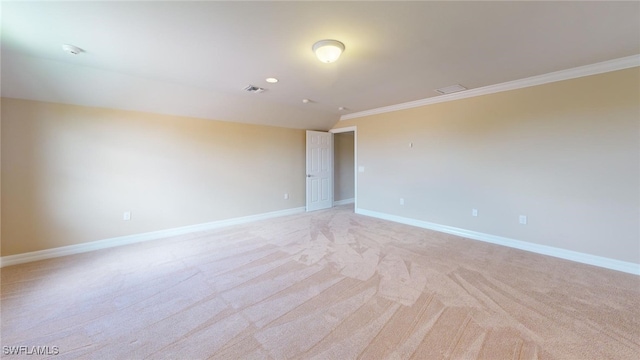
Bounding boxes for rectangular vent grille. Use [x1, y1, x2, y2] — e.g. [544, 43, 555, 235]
[244, 85, 265, 93]
[435, 84, 467, 95]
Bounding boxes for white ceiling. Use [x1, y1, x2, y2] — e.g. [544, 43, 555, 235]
[2, 1, 639, 130]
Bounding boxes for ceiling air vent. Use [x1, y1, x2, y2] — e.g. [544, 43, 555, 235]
[435, 84, 467, 95]
[244, 85, 265, 93]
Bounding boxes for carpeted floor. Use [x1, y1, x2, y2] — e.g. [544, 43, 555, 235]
[1, 205, 639, 359]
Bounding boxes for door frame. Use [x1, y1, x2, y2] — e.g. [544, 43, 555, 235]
[329, 126, 357, 211]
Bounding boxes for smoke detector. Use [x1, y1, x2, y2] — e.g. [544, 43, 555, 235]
[62, 44, 83, 55]
[244, 85, 265, 93]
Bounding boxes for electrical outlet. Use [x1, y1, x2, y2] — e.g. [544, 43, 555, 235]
[519, 215, 527, 225]
[400, 198, 405, 205]
[123, 211, 131, 221]
[472, 209, 478, 217]
[284, 193, 289, 200]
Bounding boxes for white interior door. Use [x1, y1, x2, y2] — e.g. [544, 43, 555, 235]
[306, 130, 333, 212]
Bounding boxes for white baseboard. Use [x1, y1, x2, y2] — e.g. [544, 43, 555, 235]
[0, 207, 306, 268]
[5, 205, 637, 275]
[334, 198, 355, 206]
[356, 208, 640, 276]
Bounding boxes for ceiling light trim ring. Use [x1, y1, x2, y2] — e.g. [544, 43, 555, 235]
[62, 44, 83, 55]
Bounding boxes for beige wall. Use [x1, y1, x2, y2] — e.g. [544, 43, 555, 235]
[334, 68, 640, 264]
[334, 132, 355, 202]
[1, 98, 306, 256]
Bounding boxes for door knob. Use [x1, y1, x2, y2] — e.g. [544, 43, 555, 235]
[307, 174, 312, 177]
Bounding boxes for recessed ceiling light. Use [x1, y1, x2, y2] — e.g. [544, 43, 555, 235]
[265, 77, 278, 83]
[338, 106, 347, 111]
[62, 44, 83, 55]
[302, 99, 310, 103]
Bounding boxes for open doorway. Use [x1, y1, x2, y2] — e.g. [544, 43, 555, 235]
[330, 126, 357, 211]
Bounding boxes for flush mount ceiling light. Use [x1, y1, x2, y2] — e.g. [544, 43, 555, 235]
[62, 44, 83, 55]
[312, 39, 345, 63]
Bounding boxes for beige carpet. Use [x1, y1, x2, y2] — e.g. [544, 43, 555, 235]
[1, 205, 639, 359]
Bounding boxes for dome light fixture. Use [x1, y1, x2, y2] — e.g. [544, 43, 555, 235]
[312, 39, 345, 63]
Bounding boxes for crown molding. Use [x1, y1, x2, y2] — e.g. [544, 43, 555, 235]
[340, 54, 640, 121]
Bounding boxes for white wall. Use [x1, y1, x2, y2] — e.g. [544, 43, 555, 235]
[334, 68, 640, 265]
[334, 132, 354, 202]
[1, 98, 306, 256]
